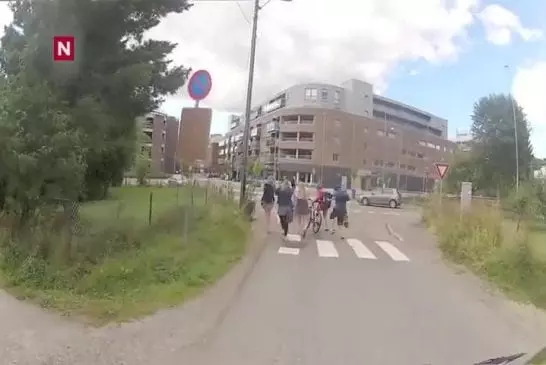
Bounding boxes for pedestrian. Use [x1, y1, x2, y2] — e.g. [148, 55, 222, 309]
[293, 182, 310, 236]
[290, 177, 296, 189]
[331, 185, 350, 239]
[275, 179, 294, 239]
[315, 184, 332, 231]
[261, 176, 276, 233]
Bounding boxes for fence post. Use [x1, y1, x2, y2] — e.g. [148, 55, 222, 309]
[148, 192, 153, 226]
[176, 185, 179, 205]
[183, 207, 188, 241]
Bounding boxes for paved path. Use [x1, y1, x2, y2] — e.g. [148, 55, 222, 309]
[2, 184, 546, 364]
[184, 200, 546, 364]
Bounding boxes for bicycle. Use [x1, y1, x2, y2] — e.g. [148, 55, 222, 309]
[303, 199, 322, 237]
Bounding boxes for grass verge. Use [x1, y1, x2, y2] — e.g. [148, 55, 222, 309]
[423, 197, 546, 309]
[0, 185, 250, 325]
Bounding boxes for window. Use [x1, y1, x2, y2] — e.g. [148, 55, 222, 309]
[386, 162, 395, 168]
[304, 88, 318, 101]
[332, 153, 339, 161]
[400, 164, 406, 169]
[408, 165, 416, 171]
[334, 90, 341, 103]
[374, 160, 383, 166]
[363, 142, 368, 150]
[417, 153, 424, 159]
[320, 89, 328, 101]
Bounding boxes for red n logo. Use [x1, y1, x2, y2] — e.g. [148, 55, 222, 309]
[53, 36, 75, 61]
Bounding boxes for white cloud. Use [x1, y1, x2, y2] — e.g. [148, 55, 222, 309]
[146, 0, 479, 111]
[478, 4, 543, 45]
[513, 62, 546, 158]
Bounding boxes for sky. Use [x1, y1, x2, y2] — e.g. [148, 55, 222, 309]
[0, 0, 545, 157]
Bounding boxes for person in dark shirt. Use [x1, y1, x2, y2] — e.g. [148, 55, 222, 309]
[275, 179, 294, 238]
[261, 176, 276, 233]
[331, 185, 350, 239]
[290, 177, 296, 189]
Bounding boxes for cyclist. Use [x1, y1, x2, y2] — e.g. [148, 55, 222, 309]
[315, 184, 332, 232]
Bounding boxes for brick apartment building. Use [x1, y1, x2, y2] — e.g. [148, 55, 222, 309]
[138, 111, 179, 175]
[218, 79, 457, 191]
[177, 107, 212, 170]
[206, 134, 223, 171]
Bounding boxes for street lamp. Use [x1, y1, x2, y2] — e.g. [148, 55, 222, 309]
[239, 0, 292, 207]
[504, 65, 519, 192]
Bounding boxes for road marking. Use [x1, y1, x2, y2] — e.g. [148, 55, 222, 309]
[278, 247, 300, 255]
[346, 238, 376, 259]
[367, 210, 376, 214]
[375, 241, 410, 261]
[316, 240, 339, 258]
[287, 234, 301, 242]
[352, 209, 362, 214]
[382, 212, 400, 216]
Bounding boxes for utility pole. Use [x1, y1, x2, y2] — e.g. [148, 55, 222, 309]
[504, 65, 520, 192]
[511, 95, 519, 192]
[238, 0, 260, 207]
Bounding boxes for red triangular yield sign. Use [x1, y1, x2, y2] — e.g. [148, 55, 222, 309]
[434, 162, 449, 179]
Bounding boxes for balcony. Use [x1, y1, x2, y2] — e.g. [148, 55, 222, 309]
[280, 122, 315, 132]
[277, 149, 313, 164]
[277, 140, 314, 150]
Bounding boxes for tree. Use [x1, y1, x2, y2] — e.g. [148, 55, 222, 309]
[0, 0, 192, 200]
[470, 94, 534, 196]
[133, 127, 152, 185]
[0, 66, 85, 222]
[249, 159, 264, 178]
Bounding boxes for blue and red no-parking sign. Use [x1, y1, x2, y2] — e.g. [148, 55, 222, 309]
[188, 70, 212, 101]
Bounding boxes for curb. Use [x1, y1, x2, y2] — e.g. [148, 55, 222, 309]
[179, 215, 269, 350]
[385, 223, 404, 242]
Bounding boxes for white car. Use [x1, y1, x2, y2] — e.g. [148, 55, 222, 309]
[168, 174, 186, 186]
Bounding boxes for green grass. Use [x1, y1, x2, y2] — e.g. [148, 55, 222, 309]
[0, 185, 250, 325]
[423, 198, 546, 310]
[80, 186, 195, 224]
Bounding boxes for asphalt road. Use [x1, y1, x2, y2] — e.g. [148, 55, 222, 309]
[2, 179, 544, 364]
[184, 189, 546, 364]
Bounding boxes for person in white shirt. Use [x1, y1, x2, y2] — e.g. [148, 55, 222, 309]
[293, 182, 309, 236]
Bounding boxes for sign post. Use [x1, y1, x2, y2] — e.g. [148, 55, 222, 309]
[187, 70, 212, 108]
[434, 162, 449, 204]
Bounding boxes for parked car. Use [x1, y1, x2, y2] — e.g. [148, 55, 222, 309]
[358, 188, 402, 208]
[168, 174, 186, 186]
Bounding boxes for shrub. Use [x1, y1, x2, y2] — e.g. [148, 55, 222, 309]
[0, 186, 249, 323]
[423, 196, 546, 309]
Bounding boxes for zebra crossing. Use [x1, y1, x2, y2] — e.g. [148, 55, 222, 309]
[277, 235, 410, 262]
[350, 208, 401, 216]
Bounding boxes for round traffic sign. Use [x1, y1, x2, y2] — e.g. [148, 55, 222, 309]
[188, 70, 212, 101]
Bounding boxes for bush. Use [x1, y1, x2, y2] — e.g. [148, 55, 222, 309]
[423, 197, 546, 308]
[0, 185, 249, 323]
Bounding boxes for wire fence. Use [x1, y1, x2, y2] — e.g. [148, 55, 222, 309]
[0, 180, 242, 263]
